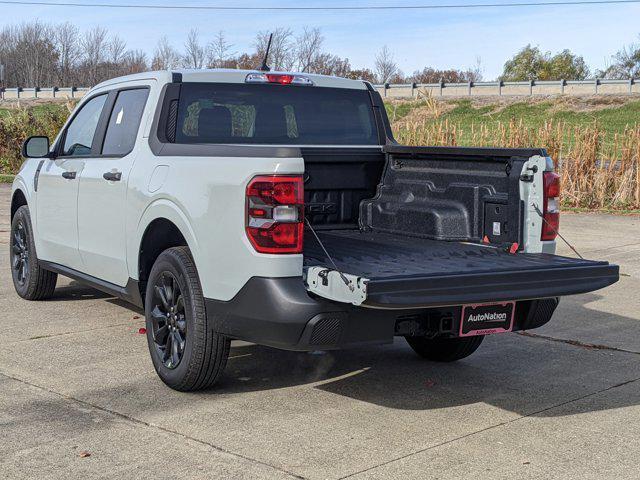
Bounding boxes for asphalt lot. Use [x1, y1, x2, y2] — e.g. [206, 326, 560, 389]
[1, 182, 639, 479]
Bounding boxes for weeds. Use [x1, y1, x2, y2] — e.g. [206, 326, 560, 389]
[393, 115, 640, 210]
[0, 102, 70, 174]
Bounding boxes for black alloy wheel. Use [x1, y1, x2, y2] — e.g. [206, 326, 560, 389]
[11, 219, 29, 286]
[144, 246, 230, 391]
[9, 205, 57, 300]
[150, 271, 187, 369]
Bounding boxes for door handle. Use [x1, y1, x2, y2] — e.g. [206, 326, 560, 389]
[61, 171, 76, 180]
[103, 171, 122, 182]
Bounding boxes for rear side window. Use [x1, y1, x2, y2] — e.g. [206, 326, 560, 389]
[173, 83, 378, 145]
[62, 94, 107, 156]
[102, 88, 149, 156]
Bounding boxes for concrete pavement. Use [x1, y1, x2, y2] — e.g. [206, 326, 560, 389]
[1, 183, 639, 479]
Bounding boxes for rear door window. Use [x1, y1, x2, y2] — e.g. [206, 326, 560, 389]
[174, 83, 378, 145]
[102, 88, 149, 156]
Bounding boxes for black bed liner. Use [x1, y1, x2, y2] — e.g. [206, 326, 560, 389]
[304, 230, 619, 308]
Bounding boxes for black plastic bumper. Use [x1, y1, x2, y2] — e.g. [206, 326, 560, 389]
[205, 277, 396, 351]
[205, 277, 569, 351]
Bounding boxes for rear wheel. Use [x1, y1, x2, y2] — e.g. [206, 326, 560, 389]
[405, 335, 484, 362]
[10, 205, 57, 300]
[145, 246, 230, 391]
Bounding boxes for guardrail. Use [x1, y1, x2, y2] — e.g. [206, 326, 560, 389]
[374, 79, 639, 99]
[2, 79, 639, 100]
[0, 87, 90, 100]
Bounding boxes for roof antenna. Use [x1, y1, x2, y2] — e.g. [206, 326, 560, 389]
[259, 33, 273, 72]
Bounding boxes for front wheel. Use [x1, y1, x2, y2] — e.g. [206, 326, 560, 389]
[145, 246, 230, 391]
[10, 205, 57, 300]
[405, 335, 484, 362]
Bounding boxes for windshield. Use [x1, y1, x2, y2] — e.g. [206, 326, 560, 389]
[173, 83, 379, 146]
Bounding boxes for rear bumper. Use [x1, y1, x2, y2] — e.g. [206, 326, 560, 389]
[205, 277, 564, 351]
[205, 277, 396, 351]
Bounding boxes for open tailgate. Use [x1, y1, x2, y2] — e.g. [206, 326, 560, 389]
[304, 231, 619, 308]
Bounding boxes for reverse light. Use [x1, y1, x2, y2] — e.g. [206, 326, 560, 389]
[541, 171, 561, 241]
[245, 73, 314, 86]
[246, 175, 304, 254]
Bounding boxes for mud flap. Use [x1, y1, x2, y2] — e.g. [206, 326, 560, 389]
[305, 266, 368, 306]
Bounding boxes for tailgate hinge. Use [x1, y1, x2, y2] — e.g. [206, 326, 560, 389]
[305, 267, 368, 306]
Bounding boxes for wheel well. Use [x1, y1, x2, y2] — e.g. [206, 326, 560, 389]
[11, 189, 28, 220]
[138, 218, 187, 301]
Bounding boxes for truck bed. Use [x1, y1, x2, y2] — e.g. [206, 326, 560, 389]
[304, 230, 619, 308]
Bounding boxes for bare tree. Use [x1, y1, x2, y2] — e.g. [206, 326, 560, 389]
[122, 49, 148, 74]
[374, 45, 398, 84]
[24, 23, 59, 86]
[206, 30, 235, 68]
[183, 29, 205, 69]
[295, 27, 324, 72]
[81, 26, 109, 84]
[108, 34, 127, 64]
[54, 22, 79, 85]
[255, 28, 294, 71]
[106, 34, 128, 77]
[151, 36, 180, 70]
[470, 56, 484, 82]
[602, 38, 640, 79]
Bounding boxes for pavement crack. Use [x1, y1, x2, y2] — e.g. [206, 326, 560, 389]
[0, 371, 307, 480]
[12, 321, 143, 343]
[580, 241, 640, 254]
[338, 376, 640, 479]
[517, 331, 640, 355]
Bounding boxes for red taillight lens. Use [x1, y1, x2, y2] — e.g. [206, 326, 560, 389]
[266, 74, 294, 85]
[247, 178, 300, 204]
[541, 172, 560, 241]
[246, 175, 304, 254]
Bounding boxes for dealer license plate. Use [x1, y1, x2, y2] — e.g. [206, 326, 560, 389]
[459, 302, 515, 337]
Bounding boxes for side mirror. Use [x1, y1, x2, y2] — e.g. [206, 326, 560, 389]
[21, 136, 51, 159]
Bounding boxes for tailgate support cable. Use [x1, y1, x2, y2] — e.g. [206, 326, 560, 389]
[532, 203, 584, 259]
[304, 218, 354, 291]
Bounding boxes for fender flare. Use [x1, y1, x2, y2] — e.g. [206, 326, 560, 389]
[130, 198, 201, 281]
[10, 176, 33, 224]
[11, 176, 31, 207]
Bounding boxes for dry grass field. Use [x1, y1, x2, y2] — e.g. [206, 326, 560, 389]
[390, 95, 640, 211]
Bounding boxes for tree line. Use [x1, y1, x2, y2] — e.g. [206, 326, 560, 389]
[499, 43, 640, 81]
[0, 21, 639, 88]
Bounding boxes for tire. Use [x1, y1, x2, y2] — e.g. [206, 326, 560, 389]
[405, 335, 484, 362]
[144, 246, 230, 391]
[10, 205, 57, 300]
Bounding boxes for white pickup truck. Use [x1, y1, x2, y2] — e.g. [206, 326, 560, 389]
[11, 69, 619, 391]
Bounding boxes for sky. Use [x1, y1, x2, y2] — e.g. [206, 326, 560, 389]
[1, 0, 639, 80]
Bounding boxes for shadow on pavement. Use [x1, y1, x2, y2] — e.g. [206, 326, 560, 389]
[205, 290, 640, 416]
[208, 332, 640, 417]
[49, 281, 112, 302]
[30, 282, 640, 418]
[47, 281, 144, 313]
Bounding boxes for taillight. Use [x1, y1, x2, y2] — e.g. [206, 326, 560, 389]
[246, 175, 304, 254]
[541, 171, 560, 241]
